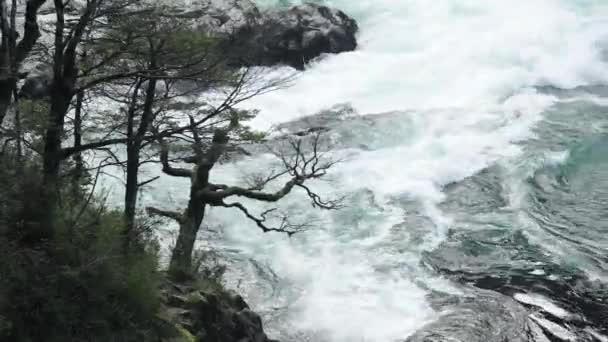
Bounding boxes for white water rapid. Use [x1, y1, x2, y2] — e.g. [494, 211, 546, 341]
[104, 1, 608, 341]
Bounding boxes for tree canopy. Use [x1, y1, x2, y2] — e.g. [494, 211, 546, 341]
[0, 1, 341, 340]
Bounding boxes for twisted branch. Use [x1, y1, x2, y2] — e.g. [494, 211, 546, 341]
[219, 202, 311, 236]
[159, 139, 192, 178]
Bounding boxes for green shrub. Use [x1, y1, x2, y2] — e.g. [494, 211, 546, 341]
[0, 158, 162, 342]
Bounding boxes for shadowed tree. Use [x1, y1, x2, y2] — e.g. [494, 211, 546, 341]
[0, 0, 48, 125]
[11, 0, 288, 241]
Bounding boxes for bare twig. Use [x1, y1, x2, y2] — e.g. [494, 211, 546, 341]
[219, 202, 311, 236]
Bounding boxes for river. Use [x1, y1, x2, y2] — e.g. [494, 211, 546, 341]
[138, 1, 608, 340]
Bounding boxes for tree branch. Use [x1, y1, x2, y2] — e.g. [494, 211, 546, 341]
[297, 183, 344, 210]
[219, 202, 309, 236]
[138, 175, 159, 188]
[200, 132, 342, 209]
[159, 140, 192, 178]
[63, 0, 98, 80]
[61, 137, 128, 158]
[145, 206, 183, 224]
[200, 176, 302, 203]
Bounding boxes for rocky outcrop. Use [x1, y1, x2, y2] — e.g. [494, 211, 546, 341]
[236, 3, 359, 69]
[159, 279, 278, 342]
[171, 0, 359, 69]
[16, 2, 357, 98]
[177, 0, 263, 36]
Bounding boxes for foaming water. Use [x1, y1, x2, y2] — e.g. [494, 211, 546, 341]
[184, 1, 608, 340]
[122, 1, 608, 341]
[246, 0, 608, 130]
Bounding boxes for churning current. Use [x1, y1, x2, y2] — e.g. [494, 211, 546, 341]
[138, 1, 608, 341]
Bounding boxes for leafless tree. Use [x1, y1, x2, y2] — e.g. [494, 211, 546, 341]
[147, 124, 342, 278]
[5, 0, 290, 241]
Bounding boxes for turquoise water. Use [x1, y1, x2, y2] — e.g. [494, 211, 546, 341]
[136, 1, 608, 340]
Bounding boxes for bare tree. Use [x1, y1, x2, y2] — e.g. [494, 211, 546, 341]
[98, 67, 287, 245]
[147, 124, 342, 278]
[35, 0, 122, 225]
[12, 0, 282, 240]
[5, 0, 293, 248]
[85, 6, 292, 242]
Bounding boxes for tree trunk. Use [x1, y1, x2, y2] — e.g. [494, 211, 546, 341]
[167, 131, 225, 278]
[40, 84, 71, 239]
[123, 77, 157, 246]
[0, 0, 11, 125]
[43, 0, 69, 187]
[0, 79, 14, 125]
[1, 0, 46, 124]
[42, 87, 70, 186]
[13, 88, 22, 172]
[72, 90, 84, 183]
[169, 189, 206, 279]
[124, 143, 140, 241]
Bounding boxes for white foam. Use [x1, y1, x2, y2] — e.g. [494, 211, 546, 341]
[586, 328, 608, 342]
[530, 314, 577, 341]
[244, 0, 608, 131]
[223, 2, 607, 335]
[114, 0, 608, 340]
[514, 293, 571, 319]
[530, 269, 546, 275]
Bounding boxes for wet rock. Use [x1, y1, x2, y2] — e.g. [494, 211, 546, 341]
[275, 103, 357, 134]
[166, 0, 358, 69]
[174, 0, 262, 37]
[161, 279, 278, 342]
[233, 309, 266, 342]
[228, 290, 250, 311]
[240, 3, 359, 69]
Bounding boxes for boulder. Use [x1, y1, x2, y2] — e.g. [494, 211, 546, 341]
[15, 1, 357, 101]
[18, 63, 53, 99]
[169, 0, 263, 36]
[239, 3, 359, 69]
[14, 1, 357, 100]
[172, 0, 358, 69]
[160, 278, 278, 342]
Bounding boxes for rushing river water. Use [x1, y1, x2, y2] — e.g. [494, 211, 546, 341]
[130, 1, 608, 341]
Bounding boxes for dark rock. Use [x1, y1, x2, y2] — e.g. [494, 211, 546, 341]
[228, 290, 250, 311]
[183, 0, 262, 36]
[239, 3, 359, 69]
[160, 278, 278, 342]
[18, 64, 52, 99]
[167, 0, 358, 69]
[172, 282, 196, 294]
[234, 309, 267, 342]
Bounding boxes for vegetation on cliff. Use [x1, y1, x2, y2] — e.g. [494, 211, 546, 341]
[0, 1, 346, 340]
